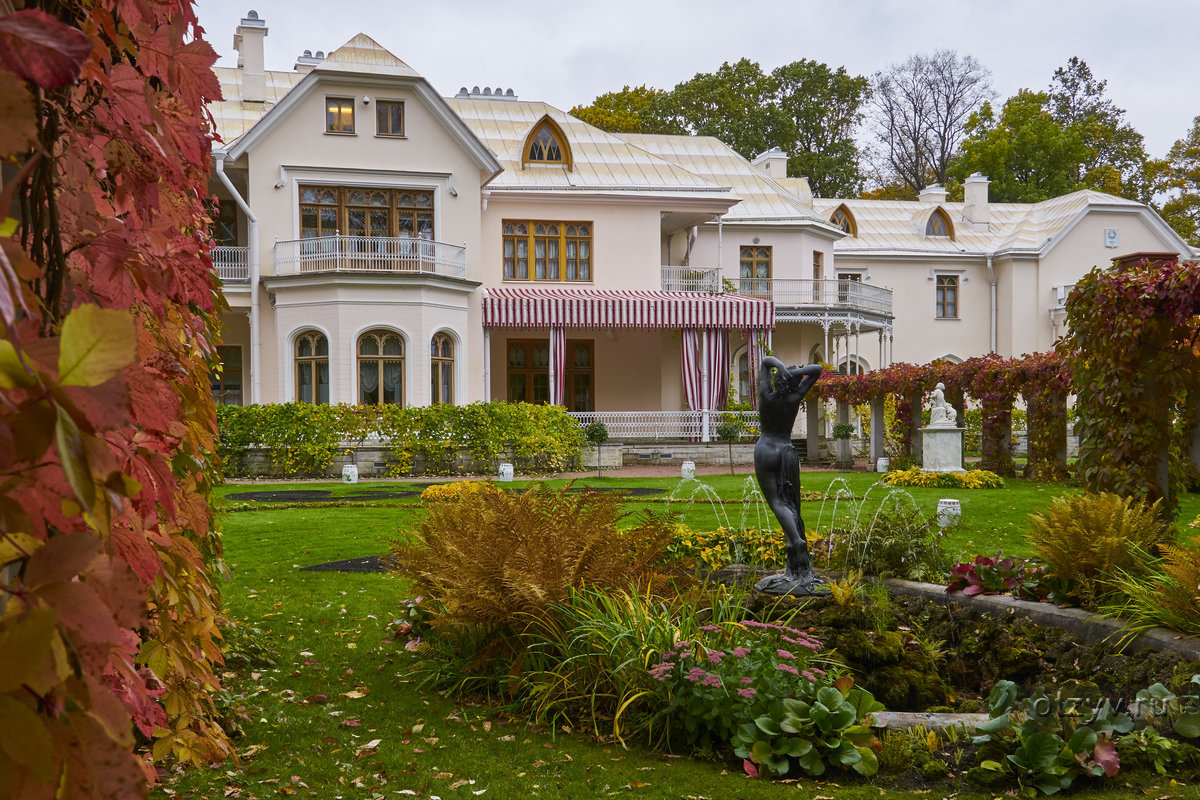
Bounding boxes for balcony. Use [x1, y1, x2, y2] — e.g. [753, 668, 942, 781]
[737, 278, 892, 317]
[274, 236, 467, 278]
[660, 265, 722, 293]
[212, 246, 249, 283]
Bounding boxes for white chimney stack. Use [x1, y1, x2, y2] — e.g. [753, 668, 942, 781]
[918, 183, 948, 204]
[234, 10, 268, 103]
[962, 172, 991, 228]
[751, 147, 789, 180]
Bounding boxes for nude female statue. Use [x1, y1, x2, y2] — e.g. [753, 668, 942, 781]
[753, 357, 828, 595]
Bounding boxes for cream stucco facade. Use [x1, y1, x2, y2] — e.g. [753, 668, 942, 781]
[207, 13, 1195, 431]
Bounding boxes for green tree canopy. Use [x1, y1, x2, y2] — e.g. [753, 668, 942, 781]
[1158, 115, 1200, 246]
[953, 90, 1088, 202]
[570, 57, 871, 197]
[1048, 57, 1151, 201]
[568, 85, 678, 134]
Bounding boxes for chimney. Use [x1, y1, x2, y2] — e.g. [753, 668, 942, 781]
[751, 147, 789, 180]
[234, 10, 268, 103]
[294, 49, 325, 74]
[918, 183, 948, 204]
[962, 172, 990, 227]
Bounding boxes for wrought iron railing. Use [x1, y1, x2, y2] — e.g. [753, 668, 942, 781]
[660, 265, 722, 293]
[211, 246, 249, 283]
[274, 235, 467, 278]
[737, 278, 892, 315]
[569, 410, 772, 441]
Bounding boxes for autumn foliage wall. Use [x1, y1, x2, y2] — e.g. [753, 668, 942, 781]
[1, 2, 229, 797]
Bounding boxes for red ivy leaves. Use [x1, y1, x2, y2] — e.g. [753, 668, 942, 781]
[0, 9, 92, 88]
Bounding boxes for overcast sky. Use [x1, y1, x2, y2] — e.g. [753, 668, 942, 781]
[195, 0, 1199, 159]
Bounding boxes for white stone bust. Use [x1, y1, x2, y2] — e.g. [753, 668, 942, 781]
[928, 382, 957, 427]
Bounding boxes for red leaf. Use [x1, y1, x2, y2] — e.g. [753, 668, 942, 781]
[0, 9, 92, 89]
[742, 758, 758, 778]
[1093, 739, 1120, 778]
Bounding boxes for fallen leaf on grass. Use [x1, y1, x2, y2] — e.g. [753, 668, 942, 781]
[433, 772, 454, 779]
[626, 780, 648, 789]
[343, 689, 368, 699]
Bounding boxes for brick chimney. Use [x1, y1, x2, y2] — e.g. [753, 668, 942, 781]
[234, 10, 268, 103]
[751, 147, 789, 180]
[962, 172, 990, 228]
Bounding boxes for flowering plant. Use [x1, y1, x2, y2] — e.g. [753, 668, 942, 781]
[946, 551, 1047, 600]
[650, 620, 882, 777]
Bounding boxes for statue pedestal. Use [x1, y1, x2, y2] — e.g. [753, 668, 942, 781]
[920, 426, 965, 473]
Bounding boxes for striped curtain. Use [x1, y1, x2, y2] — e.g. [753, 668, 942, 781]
[549, 326, 566, 406]
[706, 330, 730, 412]
[746, 328, 768, 408]
[681, 328, 701, 412]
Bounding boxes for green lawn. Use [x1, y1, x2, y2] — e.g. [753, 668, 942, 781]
[159, 474, 1200, 798]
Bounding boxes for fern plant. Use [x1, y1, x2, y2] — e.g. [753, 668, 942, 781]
[1028, 492, 1175, 607]
[388, 483, 679, 627]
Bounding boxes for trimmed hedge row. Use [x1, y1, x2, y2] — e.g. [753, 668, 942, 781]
[217, 402, 585, 478]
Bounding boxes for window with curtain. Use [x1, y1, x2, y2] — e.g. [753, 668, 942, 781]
[936, 274, 959, 318]
[298, 186, 435, 240]
[295, 331, 330, 404]
[430, 332, 454, 404]
[358, 329, 405, 405]
[739, 245, 771, 297]
[325, 97, 355, 133]
[502, 220, 591, 281]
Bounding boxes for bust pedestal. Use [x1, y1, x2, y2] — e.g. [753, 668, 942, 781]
[920, 426, 965, 473]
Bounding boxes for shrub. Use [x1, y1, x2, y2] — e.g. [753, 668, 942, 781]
[649, 619, 883, 778]
[1108, 540, 1200, 638]
[418, 480, 504, 504]
[1028, 493, 1175, 607]
[666, 525, 788, 571]
[881, 467, 1005, 489]
[819, 503, 948, 582]
[946, 551, 1048, 600]
[388, 484, 679, 627]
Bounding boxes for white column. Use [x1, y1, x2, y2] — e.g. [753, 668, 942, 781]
[482, 328, 491, 403]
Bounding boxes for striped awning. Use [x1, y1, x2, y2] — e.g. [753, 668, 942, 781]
[482, 287, 775, 330]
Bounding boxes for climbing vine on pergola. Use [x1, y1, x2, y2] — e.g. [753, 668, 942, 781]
[1062, 257, 1200, 513]
[814, 352, 1073, 479]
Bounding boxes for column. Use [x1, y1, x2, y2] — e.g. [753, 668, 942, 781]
[870, 394, 886, 469]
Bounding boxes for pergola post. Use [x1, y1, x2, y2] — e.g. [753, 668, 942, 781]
[870, 394, 886, 469]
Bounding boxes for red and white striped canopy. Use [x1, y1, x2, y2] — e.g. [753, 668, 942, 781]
[482, 287, 774, 330]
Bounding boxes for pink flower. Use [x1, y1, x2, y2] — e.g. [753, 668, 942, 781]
[801, 670, 816, 681]
[702, 674, 722, 688]
[776, 649, 795, 660]
[686, 667, 708, 683]
[740, 677, 754, 685]
[706, 651, 725, 665]
[738, 688, 757, 699]
[700, 624, 723, 632]
[731, 647, 750, 658]
[649, 662, 674, 682]
[810, 667, 826, 676]
[776, 663, 799, 675]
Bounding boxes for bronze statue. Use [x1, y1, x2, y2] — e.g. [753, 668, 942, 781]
[753, 357, 828, 596]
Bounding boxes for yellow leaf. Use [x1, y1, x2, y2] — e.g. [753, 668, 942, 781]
[0, 532, 40, 566]
[57, 304, 135, 387]
[0, 695, 53, 780]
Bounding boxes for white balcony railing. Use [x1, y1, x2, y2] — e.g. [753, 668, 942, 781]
[274, 236, 467, 278]
[211, 246, 249, 283]
[660, 265, 722, 293]
[570, 410, 766, 441]
[737, 278, 892, 316]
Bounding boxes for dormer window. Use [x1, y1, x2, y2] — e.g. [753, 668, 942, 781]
[830, 204, 857, 236]
[522, 116, 572, 169]
[925, 207, 953, 239]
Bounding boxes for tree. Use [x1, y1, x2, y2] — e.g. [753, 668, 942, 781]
[870, 50, 994, 193]
[569, 85, 678, 134]
[653, 58, 781, 161]
[1047, 57, 1150, 201]
[1158, 116, 1200, 246]
[769, 60, 870, 197]
[573, 59, 871, 198]
[953, 90, 1088, 202]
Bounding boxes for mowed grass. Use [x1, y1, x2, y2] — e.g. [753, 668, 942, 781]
[160, 474, 1200, 798]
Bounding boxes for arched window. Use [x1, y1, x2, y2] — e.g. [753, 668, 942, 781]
[522, 115, 572, 169]
[829, 204, 857, 236]
[430, 332, 454, 405]
[295, 331, 330, 404]
[925, 208, 953, 238]
[358, 329, 404, 405]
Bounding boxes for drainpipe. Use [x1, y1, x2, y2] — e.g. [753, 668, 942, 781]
[215, 153, 261, 404]
[986, 254, 996, 354]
